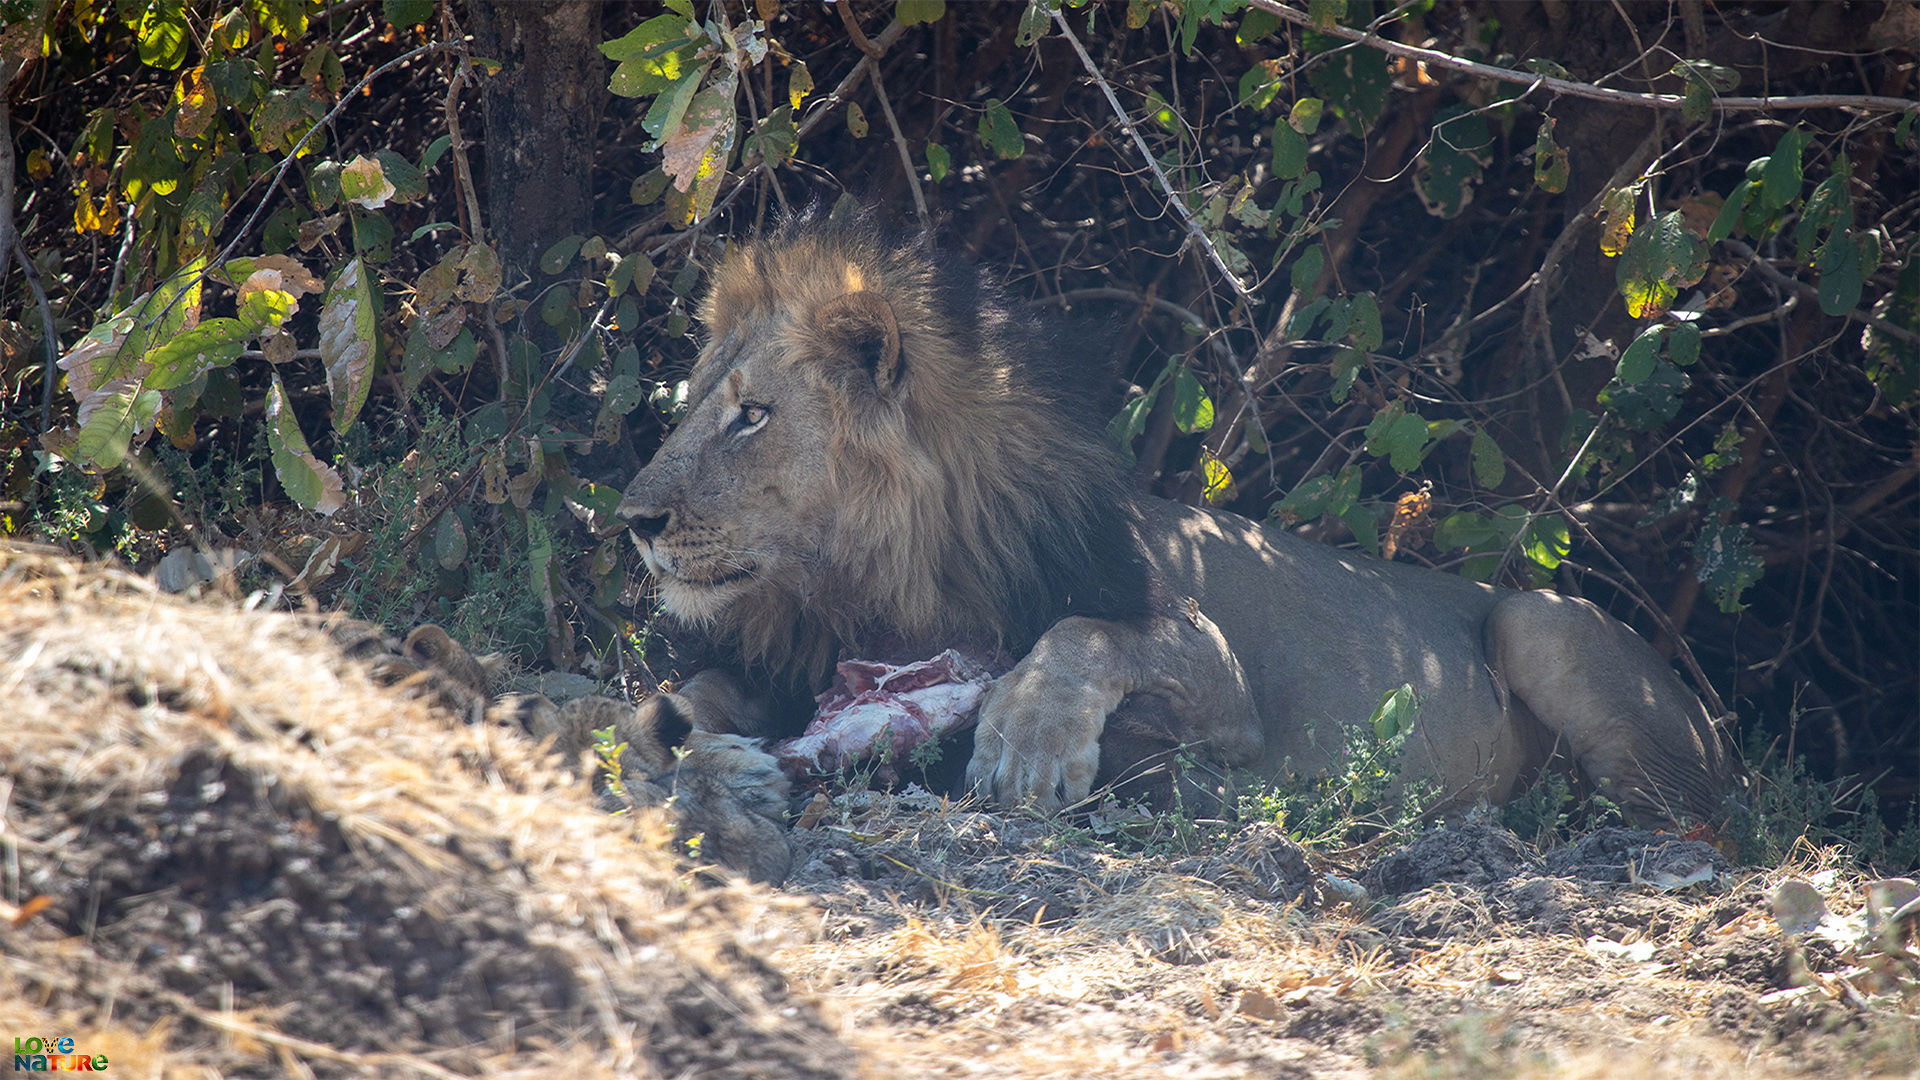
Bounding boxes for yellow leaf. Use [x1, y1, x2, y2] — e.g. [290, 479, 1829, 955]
[26, 148, 52, 180]
[1598, 185, 1639, 258]
[173, 65, 213, 139]
[1202, 452, 1237, 505]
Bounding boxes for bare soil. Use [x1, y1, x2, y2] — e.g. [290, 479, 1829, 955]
[3, 548, 1914, 1078]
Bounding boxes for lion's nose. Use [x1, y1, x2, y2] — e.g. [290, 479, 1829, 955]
[621, 508, 671, 541]
[616, 496, 671, 540]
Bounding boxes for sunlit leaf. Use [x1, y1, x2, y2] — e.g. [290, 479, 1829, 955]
[978, 98, 1023, 159]
[896, 0, 947, 27]
[1533, 116, 1569, 193]
[318, 258, 379, 433]
[1616, 211, 1706, 319]
[143, 318, 250, 390]
[74, 382, 161, 469]
[1170, 364, 1215, 434]
[266, 375, 346, 515]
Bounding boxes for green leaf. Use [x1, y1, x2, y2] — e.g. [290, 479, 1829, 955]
[541, 235, 586, 275]
[75, 384, 161, 469]
[1532, 116, 1569, 193]
[1760, 126, 1808, 212]
[1599, 355, 1690, 431]
[746, 105, 797, 167]
[1681, 70, 1711, 126]
[1667, 322, 1701, 367]
[601, 12, 691, 62]
[1695, 512, 1763, 613]
[1366, 402, 1407, 457]
[1288, 97, 1325, 136]
[1170, 364, 1215, 434]
[136, 0, 189, 70]
[1306, 35, 1388, 132]
[383, 0, 433, 27]
[1290, 247, 1325, 293]
[526, 511, 555, 595]
[1329, 347, 1363, 403]
[372, 149, 427, 202]
[318, 258, 379, 433]
[978, 98, 1024, 159]
[1369, 684, 1418, 741]
[1346, 293, 1382, 352]
[640, 62, 712, 141]
[1341, 503, 1379, 555]
[1815, 228, 1864, 316]
[1616, 324, 1664, 385]
[1616, 211, 1706, 319]
[1287, 295, 1329, 337]
[1523, 58, 1570, 80]
[926, 142, 950, 182]
[846, 101, 869, 138]
[1520, 514, 1570, 571]
[143, 318, 250, 390]
[608, 252, 650, 298]
[1271, 117, 1309, 179]
[1237, 5, 1281, 45]
[896, 0, 947, 26]
[1385, 411, 1431, 472]
[434, 512, 469, 570]
[1470, 428, 1506, 488]
[1706, 179, 1753, 244]
[1670, 59, 1740, 93]
[1309, 0, 1348, 31]
[265, 375, 345, 515]
[1415, 105, 1494, 219]
[1015, 1, 1050, 46]
[631, 168, 669, 205]
[1239, 63, 1283, 110]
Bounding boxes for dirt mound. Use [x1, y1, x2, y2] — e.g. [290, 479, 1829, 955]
[0, 548, 851, 1078]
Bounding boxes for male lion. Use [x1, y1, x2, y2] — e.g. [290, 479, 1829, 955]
[616, 214, 1735, 828]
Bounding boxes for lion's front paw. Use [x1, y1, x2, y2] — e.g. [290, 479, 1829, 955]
[964, 665, 1110, 814]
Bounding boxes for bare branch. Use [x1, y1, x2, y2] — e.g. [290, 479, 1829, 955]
[1722, 238, 1920, 348]
[1248, 0, 1920, 115]
[1050, 9, 1257, 304]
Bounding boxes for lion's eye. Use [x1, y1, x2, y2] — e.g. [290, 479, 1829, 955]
[738, 402, 770, 429]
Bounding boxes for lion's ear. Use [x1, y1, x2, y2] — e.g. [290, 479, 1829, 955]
[817, 290, 903, 393]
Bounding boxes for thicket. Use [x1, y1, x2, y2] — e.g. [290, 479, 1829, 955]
[1, 0, 1914, 836]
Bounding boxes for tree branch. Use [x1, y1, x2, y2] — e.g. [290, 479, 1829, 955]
[1721, 237, 1920, 347]
[1050, 9, 1256, 304]
[1247, 0, 1920, 115]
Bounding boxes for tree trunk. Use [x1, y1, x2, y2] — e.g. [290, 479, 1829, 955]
[466, 1, 606, 274]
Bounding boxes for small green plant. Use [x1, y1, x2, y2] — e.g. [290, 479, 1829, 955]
[1240, 685, 1440, 852]
[1725, 725, 1920, 871]
[591, 724, 629, 807]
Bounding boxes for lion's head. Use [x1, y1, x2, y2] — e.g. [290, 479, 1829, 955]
[617, 216, 1150, 684]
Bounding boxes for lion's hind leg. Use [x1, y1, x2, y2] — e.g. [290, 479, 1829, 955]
[1485, 591, 1734, 826]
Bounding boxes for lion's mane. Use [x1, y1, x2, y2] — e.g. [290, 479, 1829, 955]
[694, 216, 1154, 683]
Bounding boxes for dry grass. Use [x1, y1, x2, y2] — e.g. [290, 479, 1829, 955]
[0, 546, 845, 1079]
[2, 546, 1914, 1078]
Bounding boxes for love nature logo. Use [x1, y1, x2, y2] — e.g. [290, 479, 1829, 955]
[12, 1036, 109, 1072]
